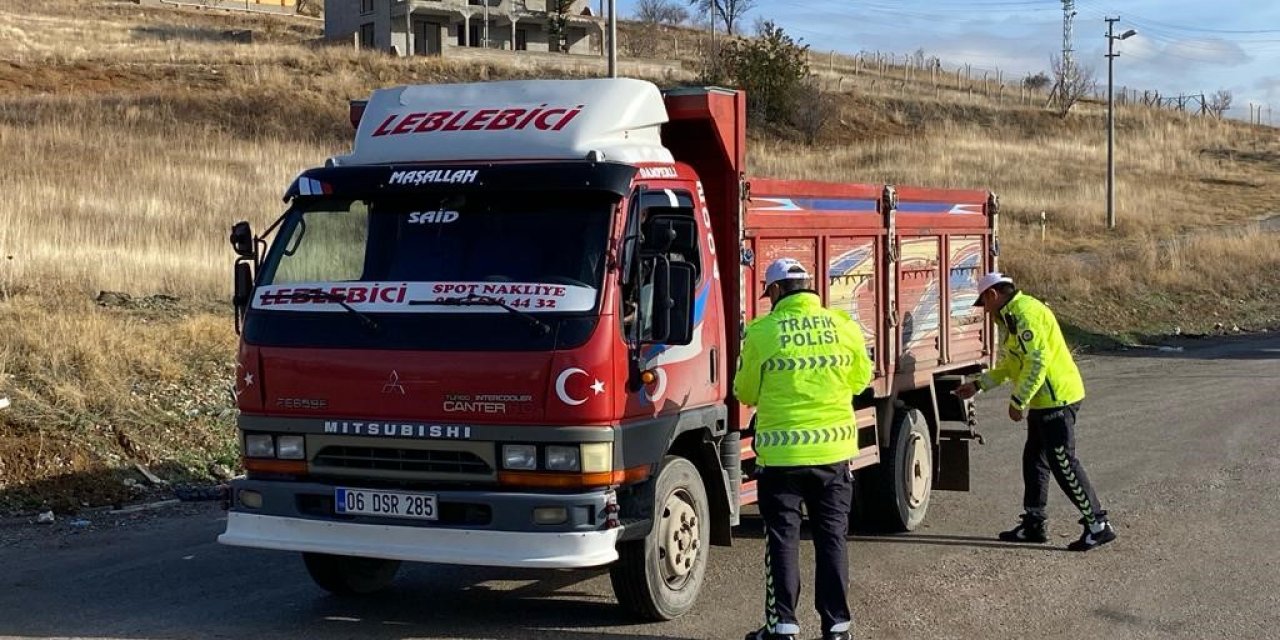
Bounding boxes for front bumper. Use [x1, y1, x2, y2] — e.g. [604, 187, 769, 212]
[218, 512, 620, 568]
[217, 478, 624, 568]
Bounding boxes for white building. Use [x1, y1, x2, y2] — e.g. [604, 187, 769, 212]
[326, 0, 605, 57]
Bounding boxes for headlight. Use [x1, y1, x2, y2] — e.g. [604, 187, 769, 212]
[502, 444, 538, 470]
[245, 434, 275, 458]
[276, 435, 306, 460]
[545, 445, 580, 472]
[581, 443, 612, 473]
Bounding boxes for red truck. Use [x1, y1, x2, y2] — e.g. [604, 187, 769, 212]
[219, 78, 996, 620]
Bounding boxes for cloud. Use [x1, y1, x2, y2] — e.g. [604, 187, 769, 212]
[1255, 75, 1280, 97]
[1166, 38, 1252, 66]
[1123, 35, 1252, 69]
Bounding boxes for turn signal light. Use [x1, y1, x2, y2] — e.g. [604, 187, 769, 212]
[498, 465, 650, 489]
[242, 458, 307, 475]
[641, 370, 658, 385]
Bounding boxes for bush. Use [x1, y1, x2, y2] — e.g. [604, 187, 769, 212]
[719, 21, 809, 124]
[790, 78, 837, 146]
[1023, 71, 1050, 92]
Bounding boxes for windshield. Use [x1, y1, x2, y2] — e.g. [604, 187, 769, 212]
[245, 190, 615, 351]
[256, 191, 611, 313]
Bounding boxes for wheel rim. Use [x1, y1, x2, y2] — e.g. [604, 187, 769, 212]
[657, 488, 701, 588]
[907, 431, 931, 508]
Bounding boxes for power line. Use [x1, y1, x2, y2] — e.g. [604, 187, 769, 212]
[768, 0, 1056, 24]
[1107, 12, 1280, 35]
[1075, 0, 1280, 38]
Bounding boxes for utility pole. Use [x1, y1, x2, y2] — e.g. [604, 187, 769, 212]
[1105, 17, 1136, 231]
[607, 0, 617, 77]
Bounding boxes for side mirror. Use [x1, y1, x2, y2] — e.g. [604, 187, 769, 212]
[350, 100, 368, 130]
[233, 262, 254, 309]
[233, 262, 254, 334]
[647, 259, 696, 346]
[641, 209, 698, 256]
[230, 221, 256, 259]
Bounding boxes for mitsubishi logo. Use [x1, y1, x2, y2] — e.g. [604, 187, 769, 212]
[382, 370, 406, 395]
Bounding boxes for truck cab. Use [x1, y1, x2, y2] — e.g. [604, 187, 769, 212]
[220, 78, 996, 620]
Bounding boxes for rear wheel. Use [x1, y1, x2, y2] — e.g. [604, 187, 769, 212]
[610, 455, 710, 620]
[302, 552, 401, 595]
[855, 406, 933, 532]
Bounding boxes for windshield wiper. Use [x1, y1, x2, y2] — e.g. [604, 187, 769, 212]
[409, 294, 551, 335]
[300, 288, 381, 334]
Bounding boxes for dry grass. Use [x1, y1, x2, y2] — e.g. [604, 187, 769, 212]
[0, 0, 1277, 508]
[750, 96, 1280, 336]
[0, 96, 332, 297]
[0, 296, 239, 510]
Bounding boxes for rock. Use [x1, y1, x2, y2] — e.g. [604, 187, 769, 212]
[1232, 325, 1241, 333]
[36, 510, 54, 525]
[139, 294, 181, 309]
[208, 463, 234, 482]
[174, 485, 224, 502]
[133, 462, 167, 486]
[95, 291, 132, 307]
[68, 519, 91, 528]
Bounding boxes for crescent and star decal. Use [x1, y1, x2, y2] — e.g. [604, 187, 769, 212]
[555, 368, 606, 406]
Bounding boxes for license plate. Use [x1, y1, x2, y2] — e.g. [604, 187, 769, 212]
[334, 488, 438, 521]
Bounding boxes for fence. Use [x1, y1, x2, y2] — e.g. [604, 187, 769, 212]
[805, 49, 1269, 121]
[616, 23, 1271, 123]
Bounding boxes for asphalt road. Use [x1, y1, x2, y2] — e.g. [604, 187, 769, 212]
[2, 335, 1278, 640]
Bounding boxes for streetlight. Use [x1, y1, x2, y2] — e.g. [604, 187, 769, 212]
[1105, 18, 1136, 230]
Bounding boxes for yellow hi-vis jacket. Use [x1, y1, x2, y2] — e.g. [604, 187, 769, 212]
[734, 291, 874, 467]
[977, 291, 1086, 411]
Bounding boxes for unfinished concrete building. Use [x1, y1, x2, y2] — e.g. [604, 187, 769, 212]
[326, 0, 605, 56]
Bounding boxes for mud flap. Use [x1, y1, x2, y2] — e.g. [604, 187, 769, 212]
[935, 438, 971, 492]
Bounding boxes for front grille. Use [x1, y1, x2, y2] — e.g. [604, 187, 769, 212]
[313, 445, 493, 475]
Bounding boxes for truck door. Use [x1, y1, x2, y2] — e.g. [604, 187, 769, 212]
[620, 186, 722, 419]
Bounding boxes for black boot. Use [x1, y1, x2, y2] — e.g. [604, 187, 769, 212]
[998, 514, 1048, 543]
[744, 627, 796, 640]
[1067, 517, 1116, 551]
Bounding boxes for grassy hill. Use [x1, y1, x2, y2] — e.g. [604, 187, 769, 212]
[0, 0, 1276, 510]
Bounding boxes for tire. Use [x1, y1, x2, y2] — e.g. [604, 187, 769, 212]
[610, 456, 710, 621]
[302, 552, 401, 596]
[855, 406, 933, 532]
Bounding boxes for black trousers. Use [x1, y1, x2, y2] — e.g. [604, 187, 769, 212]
[757, 461, 853, 635]
[1024, 403, 1106, 524]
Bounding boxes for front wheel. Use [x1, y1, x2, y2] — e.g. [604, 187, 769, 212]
[610, 456, 710, 620]
[302, 552, 401, 595]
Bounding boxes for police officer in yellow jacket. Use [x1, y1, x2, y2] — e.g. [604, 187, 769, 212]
[955, 272, 1116, 551]
[735, 258, 874, 640]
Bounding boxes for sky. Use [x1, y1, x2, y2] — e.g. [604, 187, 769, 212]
[615, 0, 1280, 121]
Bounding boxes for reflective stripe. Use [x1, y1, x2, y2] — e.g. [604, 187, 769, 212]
[762, 355, 856, 371]
[1054, 445, 1095, 524]
[755, 426, 857, 448]
[1014, 350, 1046, 404]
